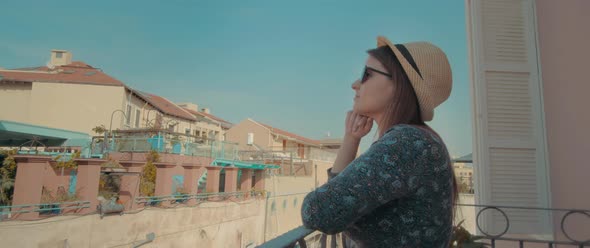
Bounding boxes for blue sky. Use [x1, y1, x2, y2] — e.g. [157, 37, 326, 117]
[0, 0, 471, 157]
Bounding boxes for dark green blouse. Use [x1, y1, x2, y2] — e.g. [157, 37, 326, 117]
[301, 125, 454, 247]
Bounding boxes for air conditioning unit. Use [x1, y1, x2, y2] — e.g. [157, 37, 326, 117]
[247, 133, 254, 145]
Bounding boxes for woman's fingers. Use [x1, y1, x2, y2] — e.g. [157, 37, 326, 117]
[346, 111, 372, 137]
[363, 117, 373, 132]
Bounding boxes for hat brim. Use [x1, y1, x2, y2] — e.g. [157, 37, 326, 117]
[376, 36, 434, 121]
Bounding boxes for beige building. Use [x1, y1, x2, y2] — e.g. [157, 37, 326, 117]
[453, 162, 474, 193]
[0, 50, 231, 145]
[225, 118, 341, 179]
[0, 50, 128, 135]
[226, 118, 340, 161]
[179, 102, 232, 142]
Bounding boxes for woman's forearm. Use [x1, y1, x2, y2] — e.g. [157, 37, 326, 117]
[331, 135, 361, 173]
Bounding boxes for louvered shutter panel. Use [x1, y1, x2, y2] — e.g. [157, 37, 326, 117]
[466, 0, 552, 236]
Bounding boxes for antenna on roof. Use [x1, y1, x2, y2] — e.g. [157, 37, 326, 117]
[46, 61, 56, 70]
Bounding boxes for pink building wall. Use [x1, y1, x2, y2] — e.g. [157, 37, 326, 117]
[535, 0, 590, 241]
[43, 166, 75, 198]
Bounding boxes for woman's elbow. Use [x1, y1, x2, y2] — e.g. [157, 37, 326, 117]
[301, 202, 347, 234]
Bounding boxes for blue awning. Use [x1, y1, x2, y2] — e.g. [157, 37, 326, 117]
[211, 158, 280, 170]
[0, 120, 91, 147]
[453, 153, 473, 163]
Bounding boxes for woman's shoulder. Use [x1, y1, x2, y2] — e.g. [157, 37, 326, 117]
[382, 124, 443, 144]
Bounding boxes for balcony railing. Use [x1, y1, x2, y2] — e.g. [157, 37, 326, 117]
[90, 134, 239, 160]
[0, 201, 91, 220]
[265, 146, 337, 162]
[134, 191, 265, 206]
[259, 204, 590, 248]
[259, 226, 346, 248]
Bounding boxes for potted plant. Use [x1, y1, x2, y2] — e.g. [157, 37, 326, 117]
[39, 187, 62, 215]
[450, 220, 489, 248]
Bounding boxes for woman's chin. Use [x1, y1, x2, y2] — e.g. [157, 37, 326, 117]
[352, 106, 366, 115]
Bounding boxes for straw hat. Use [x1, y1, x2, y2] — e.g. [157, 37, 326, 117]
[376, 36, 452, 122]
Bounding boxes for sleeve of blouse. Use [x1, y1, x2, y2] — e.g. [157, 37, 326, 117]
[300, 126, 426, 234]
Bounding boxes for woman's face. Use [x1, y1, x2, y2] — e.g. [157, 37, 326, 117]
[352, 55, 395, 119]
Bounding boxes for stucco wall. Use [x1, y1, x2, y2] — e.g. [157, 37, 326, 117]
[28, 82, 126, 135]
[0, 200, 266, 248]
[535, 0, 590, 242]
[226, 119, 271, 150]
[0, 82, 32, 123]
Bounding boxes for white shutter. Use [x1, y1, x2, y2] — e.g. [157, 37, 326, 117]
[466, 0, 552, 237]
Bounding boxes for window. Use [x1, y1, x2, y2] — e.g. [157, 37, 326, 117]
[135, 109, 141, 128]
[298, 144, 304, 158]
[55, 52, 63, 58]
[125, 105, 132, 126]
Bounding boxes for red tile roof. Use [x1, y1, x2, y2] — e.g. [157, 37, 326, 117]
[1, 61, 196, 122]
[183, 108, 233, 126]
[0, 61, 124, 87]
[129, 90, 196, 121]
[258, 122, 321, 146]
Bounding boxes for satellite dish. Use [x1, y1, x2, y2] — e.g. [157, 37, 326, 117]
[46, 61, 55, 70]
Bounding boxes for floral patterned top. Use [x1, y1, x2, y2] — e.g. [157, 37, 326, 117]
[301, 125, 454, 248]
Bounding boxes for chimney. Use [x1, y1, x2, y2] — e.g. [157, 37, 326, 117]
[50, 50, 72, 66]
[178, 102, 199, 112]
[201, 108, 210, 114]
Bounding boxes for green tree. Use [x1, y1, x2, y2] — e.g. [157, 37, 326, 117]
[0, 149, 17, 205]
[140, 150, 159, 196]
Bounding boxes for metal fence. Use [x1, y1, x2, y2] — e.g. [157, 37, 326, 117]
[265, 146, 337, 162]
[90, 134, 239, 160]
[134, 191, 265, 206]
[259, 204, 590, 248]
[0, 201, 91, 220]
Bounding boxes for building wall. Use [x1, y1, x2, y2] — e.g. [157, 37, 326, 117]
[0, 200, 266, 248]
[0, 82, 32, 123]
[226, 119, 271, 150]
[191, 119, 223, 141]
[139, 104, 162, 129]
[263, 159, 333, 240]
[125, 93, 153, 129]
[536, 0, 590, 241]
[453, 162, 474, 192]
[28, 82, 126, 135]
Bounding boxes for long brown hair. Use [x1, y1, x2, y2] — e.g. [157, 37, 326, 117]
[367, 46, 459, 223]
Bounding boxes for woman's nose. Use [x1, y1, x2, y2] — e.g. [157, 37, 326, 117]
[351, 79, 360, 90]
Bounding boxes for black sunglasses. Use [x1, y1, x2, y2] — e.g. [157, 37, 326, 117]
[361, 66, 392, 83]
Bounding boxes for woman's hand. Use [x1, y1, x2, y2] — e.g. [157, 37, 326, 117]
[344, 111, 373, 140]
[330, 111, 373, 173]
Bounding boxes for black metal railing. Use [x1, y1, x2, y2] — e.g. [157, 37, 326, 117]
[258, 226, 346, 248]
[259, 204, 590, 248]
[462, 203, 590, 248]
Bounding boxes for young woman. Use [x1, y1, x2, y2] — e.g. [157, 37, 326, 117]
[301, 36, 457, 247]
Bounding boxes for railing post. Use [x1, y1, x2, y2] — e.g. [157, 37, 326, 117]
[224, 167, 239, 199]
[240, 169, 253, 200]
[205, 166, 222, 200]
[11, 155, 52, 220]
[119, 161, 144, 210]
[154, 162, 176, 206]
[75, 158, 105, 214]
[320, 233, 327, 247]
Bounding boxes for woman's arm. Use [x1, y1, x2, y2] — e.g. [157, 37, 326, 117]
[331, 111, 373, 174]
[301, 125, 427, 234]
